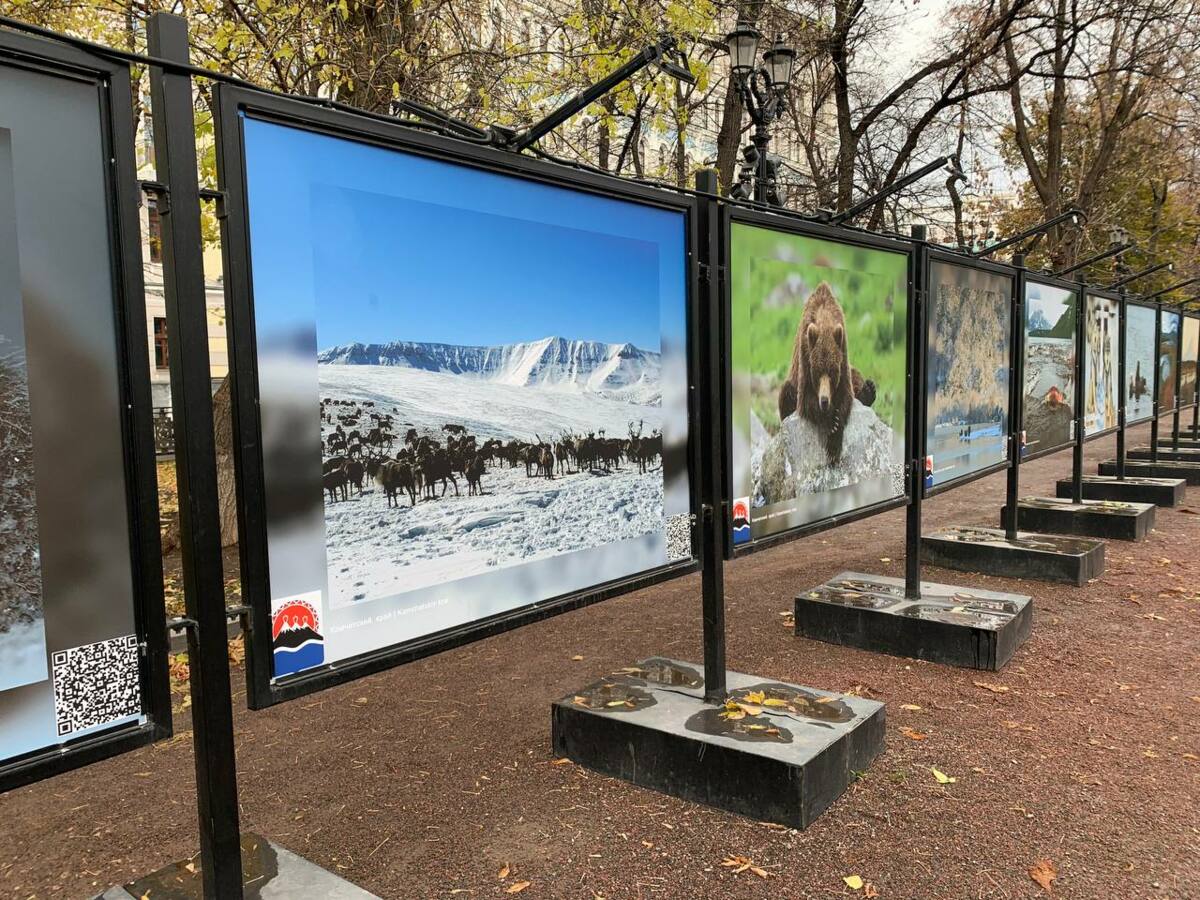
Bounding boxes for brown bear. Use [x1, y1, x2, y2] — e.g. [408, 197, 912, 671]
[777, 281, 876, 463]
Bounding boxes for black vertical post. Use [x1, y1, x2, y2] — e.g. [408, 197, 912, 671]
[905, 225, 927, 599]
[1116, 289, 1127, 480]
[695, 169, 726, 704]
[1151, 303, 1162, 463]
[1071, 275, 1086, 505]
[1172, 304, 1182, 451]
[1005, 255, 1025, 540]
[147, 14, 245, 900]
[752, 126, 770, 205]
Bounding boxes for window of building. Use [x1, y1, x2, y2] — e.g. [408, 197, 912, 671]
[153, 316, 169, 369]
[147, 200, 163, 263]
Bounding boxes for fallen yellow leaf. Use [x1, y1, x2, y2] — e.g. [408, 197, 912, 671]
[763, 698, 789, 707]
[900, 703, 922, 711]
[571, 655, 584, 661]
[506, 881, 531, 894]
[1028, 858, 1056, 893]
[931, 767, 957, 784]
[844, 874, 865, 890]
[864, 884, 879, 898]
[498, 863, 510, 879]
[901, 727, 927, 741]
[973, 681, 1009, 694]
[551, 757, 572, 766]
[743, 690, 766, 704]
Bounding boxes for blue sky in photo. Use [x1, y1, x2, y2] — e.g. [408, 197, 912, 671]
[1025, 281, 1072, 323]
[1162, 310, 1180, 338]
[241, 117, 686, 354]
[311, 186, 661, 350]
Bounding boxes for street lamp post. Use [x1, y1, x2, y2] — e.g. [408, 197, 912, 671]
[726, 24, 796, 205]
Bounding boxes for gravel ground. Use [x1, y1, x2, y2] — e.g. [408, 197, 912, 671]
[2, 422, 1198, 900]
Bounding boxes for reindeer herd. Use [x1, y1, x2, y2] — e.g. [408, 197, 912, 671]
[319, 397, 664, 509]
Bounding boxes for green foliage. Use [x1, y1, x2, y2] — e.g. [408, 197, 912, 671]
[730, 224, 908, 433]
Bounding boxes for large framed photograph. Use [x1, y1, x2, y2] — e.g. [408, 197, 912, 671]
[726, 215, 910, 549]
[924, 256, 1013, 491]
[1124, 302, 1157, 425]
[1180, 314, 1199, 409]
[217, 87, 698, 706]
[1083, 293, 1120, 437]
[0, 33, 170, 791]
[1023, 278, 1077, 459]
[1159, 309, 1180, 413]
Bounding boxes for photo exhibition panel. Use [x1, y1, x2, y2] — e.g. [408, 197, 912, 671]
[728, 223, 909, 546]
[1023, 280, 1078, 454]
[240, 117, 693, 680]
[924, 261, 1013, 488]
[0, 59, 150, 765]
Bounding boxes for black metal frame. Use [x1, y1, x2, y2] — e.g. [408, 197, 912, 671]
[922, 248, 1019, 498]
[718, 203, 916, 559]
[0, 30, 171, 792]
[214, 84, 703, 709]
[1019, 273, 1086, 463]
[1080, 287, 1123, 443]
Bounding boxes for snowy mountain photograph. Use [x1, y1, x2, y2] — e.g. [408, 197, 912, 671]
[316, 336, 670, 607]
[297, 163, 691, 613]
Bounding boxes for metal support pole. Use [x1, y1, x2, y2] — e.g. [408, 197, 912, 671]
[147, 13, 245, 899]
[1071, 275, 1086, 505]
[1116, 289, 1127, 480]
[1151, 303, 1161, 463]
[905, 225, 927, 599]
[1005, 254, 1026, 539]
[752, 126, 770, 205]
[1172, 313, 1182, 450]
[696, 169, 726, 704]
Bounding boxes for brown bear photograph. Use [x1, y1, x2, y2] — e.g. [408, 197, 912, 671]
[729, 225, 908, 546]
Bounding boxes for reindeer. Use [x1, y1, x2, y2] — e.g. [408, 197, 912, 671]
[323, 467, 349, 503]
[420, 448, 459, 499]
[465, 453, 486, 495]
[343, 458, 365, 495]
[376, 459, 418, 507]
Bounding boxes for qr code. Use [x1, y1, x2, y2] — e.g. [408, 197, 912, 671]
[665, 513, 693, 562]
[52, 634, 141, 736]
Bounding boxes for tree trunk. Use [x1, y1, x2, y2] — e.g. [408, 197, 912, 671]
[161, 374, 238, 555]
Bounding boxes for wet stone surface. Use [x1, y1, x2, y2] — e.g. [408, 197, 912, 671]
[614, 658, 703, 688]
[569, 676, 657, 712]
[684, 706, 793, 743]
[900, 604, 1011, 629]
[727, 683, 855, 724]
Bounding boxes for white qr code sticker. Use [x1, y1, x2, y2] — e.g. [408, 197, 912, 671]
[52, 634, 142, 736]
[665, 513, 693, 562]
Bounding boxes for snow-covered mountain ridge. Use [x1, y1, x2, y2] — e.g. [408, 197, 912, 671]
[317, 336, 661, 403]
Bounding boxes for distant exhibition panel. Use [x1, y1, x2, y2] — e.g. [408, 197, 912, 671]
[1023, 279, 1078, 457]
[1083, 294, 1121, 437]
[0, 35, 168, 788]
[220, 93, 696, 702]
[1124, 303, 1157, 425]
[924, 259, 1013, 490]
[1180, 315, 1199, 408]
[1159, 309, 1180, 412]
[727, 220, 910, 548]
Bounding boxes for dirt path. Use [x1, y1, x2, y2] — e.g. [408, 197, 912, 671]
[2, 423, 1198, 899]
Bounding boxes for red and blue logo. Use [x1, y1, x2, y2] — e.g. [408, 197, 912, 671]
[271, 594, 324, 677]
[731, 497, 751, 545]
